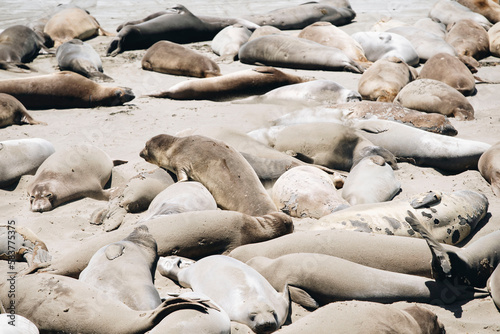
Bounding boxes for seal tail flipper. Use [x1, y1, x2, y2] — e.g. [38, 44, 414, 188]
[287, 285, 320, 310]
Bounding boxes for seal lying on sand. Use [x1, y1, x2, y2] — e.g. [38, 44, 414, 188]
[0, 25, 49, 72]
[0, 93, 45, 128]
[479, 141, 500, 197]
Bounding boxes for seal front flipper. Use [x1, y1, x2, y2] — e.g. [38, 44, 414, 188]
[410, 190, 442, 209]
[104, 243, 125, 260]
[288, 285, 320, 309]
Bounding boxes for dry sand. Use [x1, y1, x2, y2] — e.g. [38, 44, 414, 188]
[1, 0, 500, 333]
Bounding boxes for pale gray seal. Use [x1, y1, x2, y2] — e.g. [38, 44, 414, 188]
[429, 0, 492, 30]
[211, 24, 252, 63]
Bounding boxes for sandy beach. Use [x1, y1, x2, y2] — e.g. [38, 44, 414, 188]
[1, 0, 500, 333]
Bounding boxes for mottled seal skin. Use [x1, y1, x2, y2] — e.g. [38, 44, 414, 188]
[44, 7, 113, 47]
[429, 0, 492, 30]
[107, 4, 222, 56]
[158, 255, 290, 334]
[275, 301, 445, 334]
[0, 71, 134, 109]
[316, 190, 488, 245]
[0, 273, 212, 334]
[341, 155, 401, 205]
[351, 31, 419, 66]
[272, 166, 348, 219]
[0, 138, 54, 188]
[146, 67, 307, 101]
[142, 41, 221, 78]
[358, 56, 417, 102]
[0, 25, 48, 71]
[478, 141, 500, 196]
[211, 24, 252, 62]
[41, 210, 293, 278]
[418, 53, 476, 96]
[0, 93, 45, 128]
[27, 144, 115, 212]
[457, 0, 500, 24]
[355, 119, 490, 172]
[56, 39, 112, 82]
[239, 35, 364, 73]
[488, 21, 500, 57]
[79, 225, 161, 311]
[243, 2, 356, 29]
[394, 78, 475, 120]
[445, 19, 490, 61]
[140, 134, 277, 216]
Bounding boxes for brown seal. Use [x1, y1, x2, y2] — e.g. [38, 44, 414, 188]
[142, 40, 221, 78]
[140, 134, 278, 216]
[478, 141, 500, 196]
[0, 93, 45, 128]
[445, 19, 490, 61]
[0, 71, 134, 109]
[457, 0, 500, 24]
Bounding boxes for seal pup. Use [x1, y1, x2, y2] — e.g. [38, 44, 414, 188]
[429, 0, 492, 30]
[27, 144, 115, 212]
[0, 25, 48, 72]
[275, 301, 445, 333]
[56, 39, 113, 82]
[394, 78, 475, 120]
[418, 53, 476, 96]
[211, 24, 252, 63]
[445, 19, 490, 61]
[478, 141, 500, 196]
[239, 35, 364, 73]
[146, 67, 306, 101]
[138, 181, 217, 222]
[0, 93, 45, 128]
[354, 119, 491, 172]
[271, 165, 348, 219]
[357, 56, 418, 102]
[44, 7, 113, 47]
[0, 314, 39, 334]
[341, 155, 401, 205]
[79, 225, 162, 311]
[0, 71, 134, 109]
[142, 40, 221, 78]
[0, 138, 54, 188]
[0, 273, 212, 334]
[158, 255, 290, 333]
[317, 189, 488, 245]
[140, 134, 277, 216]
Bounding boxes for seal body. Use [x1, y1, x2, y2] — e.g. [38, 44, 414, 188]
[79, 225, 161, 311]
[27, 144, 114, 212]
[140, 134, 277, 216]
[0, 25, 47, 71]
[478, 141, 500, 196]
[0, 93, 45, 128]
[0, 138, 54, 188]
[142, 40, 221, 78]
[488, 21, 500, 57]
[445, 19, 490, 61]
[239, 35, 364, 73]
[211, 24, 252, 62]
[158, 255, 290, 333]
[0, 71, 134, 109]
[457, 0, 500, 24]
[429, 0, 492, 30]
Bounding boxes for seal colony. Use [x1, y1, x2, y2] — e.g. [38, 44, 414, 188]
[2, 0, 500, 333]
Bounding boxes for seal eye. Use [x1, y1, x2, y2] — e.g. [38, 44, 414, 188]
[249, 313, 257, 322]
[45, 193, 52, 198]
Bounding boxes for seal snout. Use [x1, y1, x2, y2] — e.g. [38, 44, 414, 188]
[252, 315, 278, 334]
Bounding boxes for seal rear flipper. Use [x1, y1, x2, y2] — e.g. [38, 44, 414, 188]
[288, 285, 320, 309]
[410, 190, 442, 209]
[104, 243, 125, 260]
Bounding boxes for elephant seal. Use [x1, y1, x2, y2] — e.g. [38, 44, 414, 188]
[0, 93, 45, 128]
[247, 122, 398, 172]
[275, 301, 444, 334]
[341, 155, 401, 205]
[488, 263, 500, 310]
[316, 189, 488, 245]
[140, 134, 277, 216]
[211, 24, 252, 63]
[44, 7, 113, 47]
[142, 41, 221, 78]
[146, 67, 307, 101]
[246, 252, 480, 308]
[248, 26, 283, 41]
[478, 141, 500, 196]
[298, 21, 370, 66]
[0, 314, 39, 334]
[107, 4, 222, 56]
[158, 255, 290, 333]
[40, 210, 293, 278]
[357, 56, 418, 102]
[0, 273, 212, 334]
[0, 71, 134, 109]
[418, 53, 476, 96]
[354, 119, 491, 172]
[271, 166, 348, 219]
[239, 35, 364, 73]
[56, 39, 112, 82]
[0, 25, 48, 72]
[138, 181, 217, 222]
[445, 19, 490, 61]
[79, 225, 161, 311]
[457, 0, 500, 24]
[234, 79, 361, 106]
[351, 31, 419, 66]
[429, 0, 492, 30]
[27, 144, 115, 212]
[243, 2, 356, 29]
[394, 78, 475, 120]
[413, 18, 447, 38]
[0, 138, 55, 188]
[488, 21, 500, 57]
